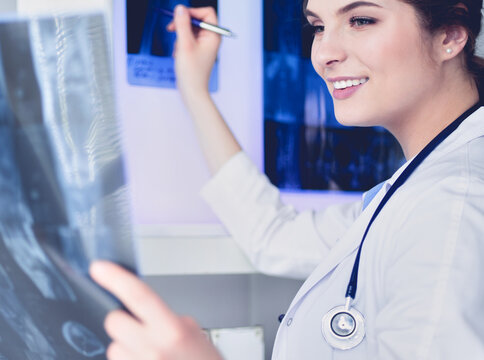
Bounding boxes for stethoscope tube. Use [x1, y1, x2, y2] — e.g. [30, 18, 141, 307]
[345, 102, 481, 301]
[322, 102, 481, 350]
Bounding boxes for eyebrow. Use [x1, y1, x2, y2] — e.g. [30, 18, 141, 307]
[304, 1, 382, 19]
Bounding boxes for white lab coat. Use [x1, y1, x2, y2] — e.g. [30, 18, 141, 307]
[201, 106, 484, 359]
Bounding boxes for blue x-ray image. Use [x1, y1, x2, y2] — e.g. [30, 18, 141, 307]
[264, 0, 405, 192]
[127, 0, 218, 90]
[0, 13, 136, 359]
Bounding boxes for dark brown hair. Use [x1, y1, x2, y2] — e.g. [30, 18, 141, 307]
[303, 0, 484, 99]
[401, 0, 484, 99]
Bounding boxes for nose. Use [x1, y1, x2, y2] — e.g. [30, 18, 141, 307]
[311, 32, 347, 71]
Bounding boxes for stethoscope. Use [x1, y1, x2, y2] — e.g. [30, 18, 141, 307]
[321, 103, 480, 350]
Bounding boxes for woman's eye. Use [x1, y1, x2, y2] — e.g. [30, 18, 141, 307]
[310, 25, 325, 35]
[349, 17, 376, 27]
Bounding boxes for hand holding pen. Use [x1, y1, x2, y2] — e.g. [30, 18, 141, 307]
[166, 6, 222, 98]
[160, 5, 235, 38]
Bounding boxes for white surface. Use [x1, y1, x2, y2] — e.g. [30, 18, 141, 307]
[0, 0, 16, 13]
[136, 225, 256, 275]
[17, 0, 110, 13]
[210, 326, 264, 360]
[477, 14, 484, 57]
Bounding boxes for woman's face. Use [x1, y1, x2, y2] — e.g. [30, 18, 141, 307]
[306, 0, 442, 130]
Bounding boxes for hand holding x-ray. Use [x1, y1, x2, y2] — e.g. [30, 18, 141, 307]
[90, 261, 223, 360]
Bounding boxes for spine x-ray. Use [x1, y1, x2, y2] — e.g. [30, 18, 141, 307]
[0, 13, 136, 359]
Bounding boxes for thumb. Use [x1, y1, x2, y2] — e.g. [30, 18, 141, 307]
[173, 5, 195, 50]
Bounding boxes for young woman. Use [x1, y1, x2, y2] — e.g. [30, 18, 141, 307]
[91, 0, 484, 358]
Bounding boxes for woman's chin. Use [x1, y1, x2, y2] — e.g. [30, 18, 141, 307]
[334, 109, 379, 128]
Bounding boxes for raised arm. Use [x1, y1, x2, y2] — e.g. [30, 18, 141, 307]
[167, 5, 241, 174]
[168, 6, 360, 279]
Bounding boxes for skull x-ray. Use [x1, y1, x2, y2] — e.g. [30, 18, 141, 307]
[0, 13, 136, 359]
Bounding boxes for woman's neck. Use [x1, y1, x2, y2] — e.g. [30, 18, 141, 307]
[389, 71, 479, 160]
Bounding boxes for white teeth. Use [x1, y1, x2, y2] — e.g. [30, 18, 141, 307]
[333, 78, 368, 90]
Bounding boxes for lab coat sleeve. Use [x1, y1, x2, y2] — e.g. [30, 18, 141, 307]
[374, 144, 484, 359]
[200, 152, 361, 280]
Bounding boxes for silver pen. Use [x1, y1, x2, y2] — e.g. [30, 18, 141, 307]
[154, 7, 236, 38]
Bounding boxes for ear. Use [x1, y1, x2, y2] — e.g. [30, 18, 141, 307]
[435, 25, 468, 61]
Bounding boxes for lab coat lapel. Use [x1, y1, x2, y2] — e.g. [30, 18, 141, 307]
[288, 189, 385, 310]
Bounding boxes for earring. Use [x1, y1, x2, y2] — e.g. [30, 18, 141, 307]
[446, 48, 453, 54]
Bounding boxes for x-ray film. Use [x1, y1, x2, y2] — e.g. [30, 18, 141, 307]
[263, 0, 405, 192]
[126, 0, 218, 90]
[0, 13, 136, 359]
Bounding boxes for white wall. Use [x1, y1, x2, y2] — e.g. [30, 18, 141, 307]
[0, 0, 16, 13]
[477, 16, 484, 57]
[17, 0, 110, 13]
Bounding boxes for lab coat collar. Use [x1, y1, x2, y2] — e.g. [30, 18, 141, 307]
[287, 106, 484, 311]
[425, 106, 484, 162]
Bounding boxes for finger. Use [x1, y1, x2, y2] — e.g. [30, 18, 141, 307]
[106, 342, 135, 360]
[173, 5, 196, 49]
[172, 41, 177, 58]
[167, 8, 218, 35]
[185, 7, 218, 25]
[90, 261, 178, 326]
[166, 21, 175, 32]
[104, 309, 152, 353]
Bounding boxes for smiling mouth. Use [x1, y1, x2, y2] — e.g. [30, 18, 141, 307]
[332, 78, 369, 90]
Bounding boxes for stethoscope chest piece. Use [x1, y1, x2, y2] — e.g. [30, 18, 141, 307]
[321, 303, 365, 350]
